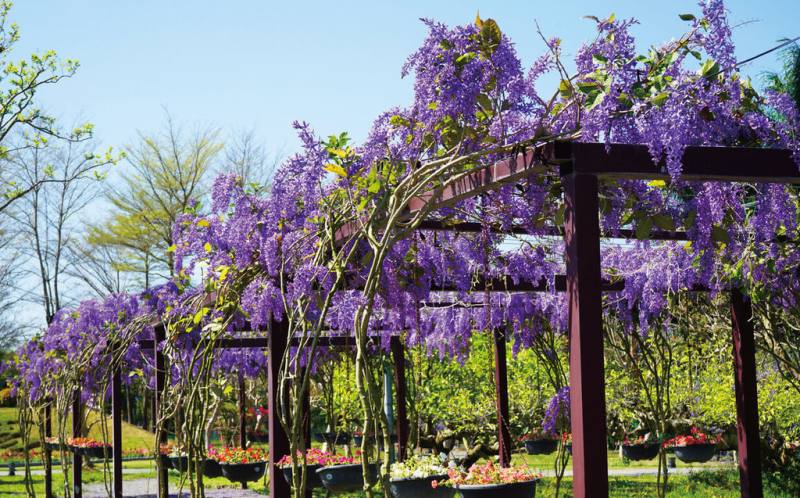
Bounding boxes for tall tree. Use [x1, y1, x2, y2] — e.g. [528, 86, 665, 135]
[89, 116, 222, 281]
[0, 1, 94, 213]
[6, 136, 110, 325]
[0, 218, 22, 349]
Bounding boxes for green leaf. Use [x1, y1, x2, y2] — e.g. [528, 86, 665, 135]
[711, 225, 730, 243]
[558, 80, 573, 98]
[652, 214, 675, 231]
[455, 52, 477, 67]
[652, 92, 670, 107]
[636, 217, 653, 240]
[679, 13, 696, 21]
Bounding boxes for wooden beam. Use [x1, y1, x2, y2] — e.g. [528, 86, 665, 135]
[493, 328, 512, 467]
[112, 369, 123, 498]
[408, 144, 557, 213]
[561, 142, 800, 184]
[418, 219, 689, 241]
[268, 318, 291, 498]
[72, 390, 82, 498]
[44, 403, 52, 498]
[154, 324, 168, 498]
[391, 336, 409, 461]
[731, 289, 763, 498]
[564, 172, 609, 497]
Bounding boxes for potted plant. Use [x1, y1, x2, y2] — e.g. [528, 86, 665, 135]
[217, 446, 269, 483]
[313, 431, 351, 446]
[316, 451, 379, 494]
[620, 433, 661, 461]
[44, 436, 66, 452]
[434, 461, 541, 498]
[68, 437, 111, 459]
[167, 445, 188, 472]
[519, 430, 558, 455]
[278, 448, 343, 489]
[203, 446, 223, 478]
[663, 427, 721, 463]
[389, 454, 454, 498]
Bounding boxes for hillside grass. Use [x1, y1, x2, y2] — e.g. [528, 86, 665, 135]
[0, 407, 154, 457]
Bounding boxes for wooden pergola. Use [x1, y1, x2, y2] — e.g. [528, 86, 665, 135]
[43, 142, 797, 498]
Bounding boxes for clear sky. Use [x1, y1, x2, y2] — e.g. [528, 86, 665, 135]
[13, 0, 800, 152]
[6, 0, 799, 329]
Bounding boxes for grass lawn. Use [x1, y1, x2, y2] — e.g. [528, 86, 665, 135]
[0, 407, 154, 458]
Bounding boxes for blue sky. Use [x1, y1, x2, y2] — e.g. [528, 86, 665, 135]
[14, 0, 800, 152]
[7, 1, 798, 328]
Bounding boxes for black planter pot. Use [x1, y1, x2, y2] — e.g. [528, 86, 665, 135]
[389, 475, 454, 498]
[674, 444, 717, 463]
[203, 459, 223, 478]
[76, 446, 111, 459]
[169, 455, 189, 472]
[524, 439, 558, 455]
[281, 464, 324, 488]
[313, 432, 351, 446]
[221, 462, 267, 483]
[247, 431, 269, 443]
[317, 463, 379, 494]
[45, 442, 66, 452]
[455, 479, 538, 498]
[621, 443, 660, 461]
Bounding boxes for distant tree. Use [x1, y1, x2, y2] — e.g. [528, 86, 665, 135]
[6, 135, 111, 325]
[0, 219, 22, 350]
[89, 115, 222, 280]
[0, 1, 94, 213]
[224, 129, 279, 193]
[65, 241, 134, 296]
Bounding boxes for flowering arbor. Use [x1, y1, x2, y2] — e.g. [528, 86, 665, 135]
[8, 1, 800, 498]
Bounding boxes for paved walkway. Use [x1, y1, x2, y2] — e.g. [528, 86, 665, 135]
[83, 479, 265, 497]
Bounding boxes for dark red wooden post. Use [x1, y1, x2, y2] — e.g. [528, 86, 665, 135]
[563, 172, 609, 498]
[154, 324, 168, 498]
[238, 371, 248, 490]
[238, 372, 247, 449]
[44, 403, 52, 498]
[302, 376, 311, 448]
[268, 318, 291, 498]
[301, 373, 313, 498]
[493, 327, 512, 467]
[112, 369, 123, 498]
[390, 336, 409, 461]
[730, 289, 763, 498]
[72, 390, 82, 498]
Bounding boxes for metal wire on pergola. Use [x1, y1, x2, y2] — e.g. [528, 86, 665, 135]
[45, 141, 797, 498]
